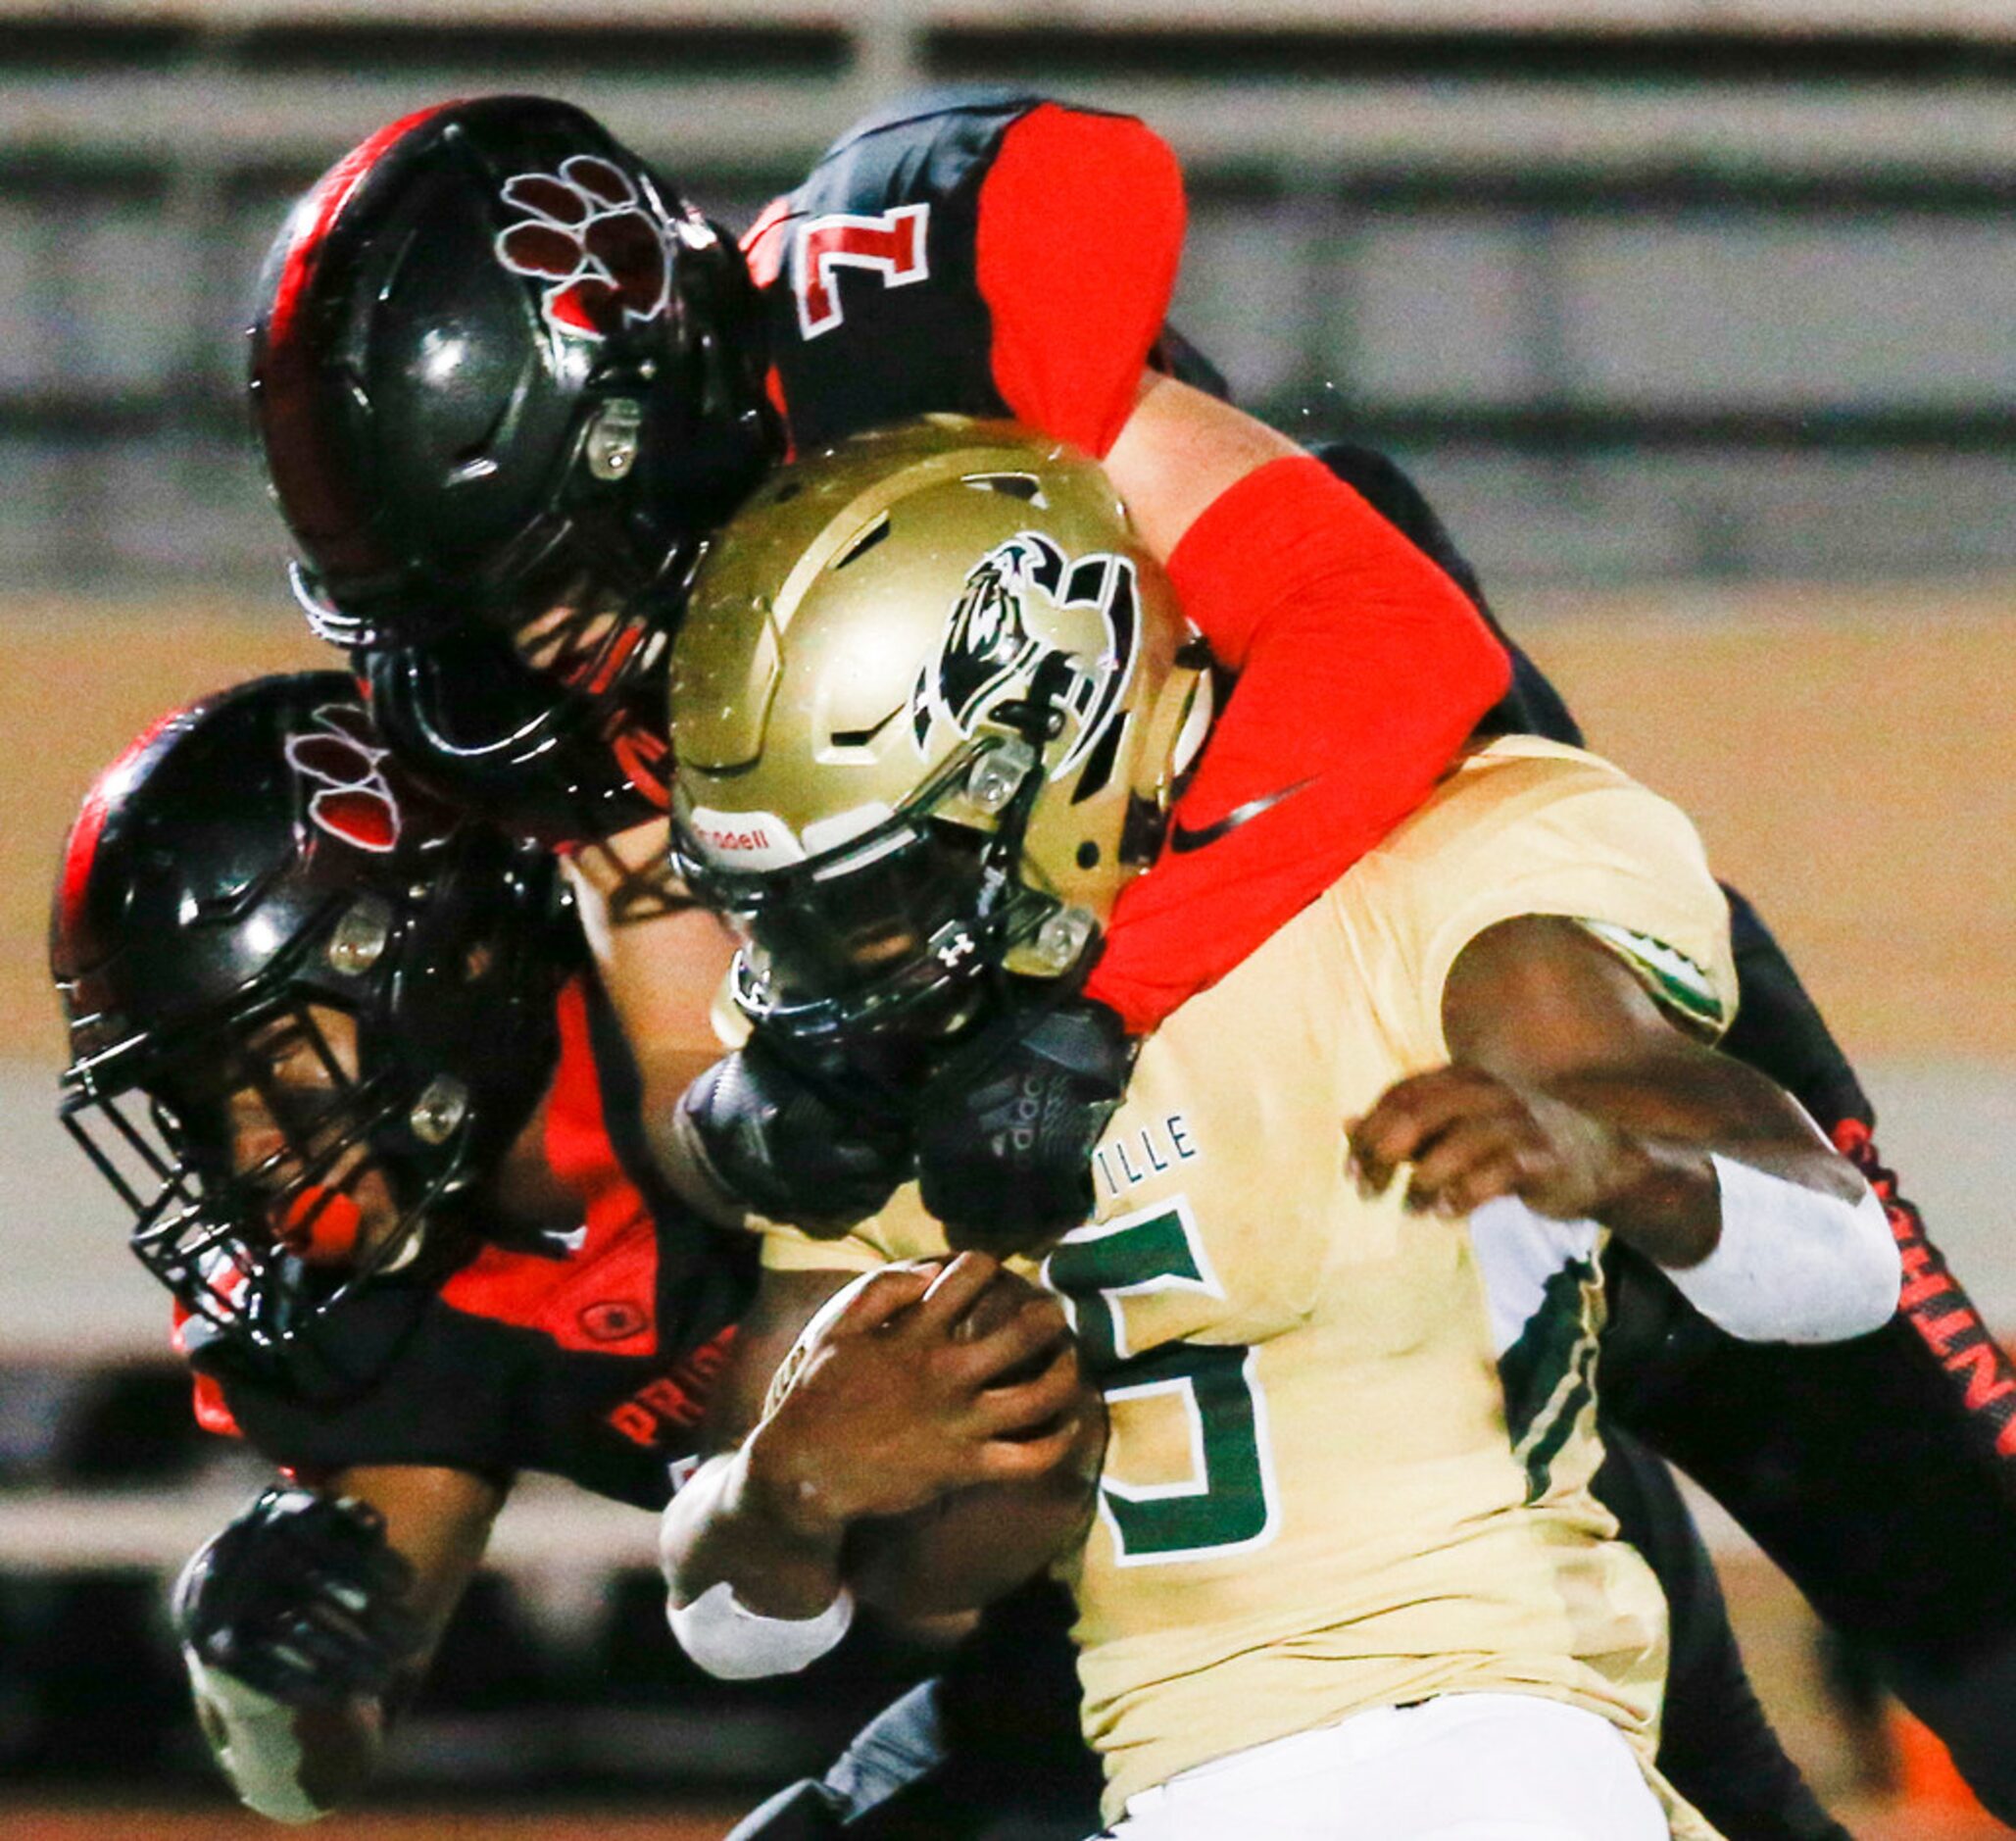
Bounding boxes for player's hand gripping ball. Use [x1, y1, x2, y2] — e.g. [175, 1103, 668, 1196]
[762, 1259, 1106, 1613]
[762, 1259, 1062, 1421]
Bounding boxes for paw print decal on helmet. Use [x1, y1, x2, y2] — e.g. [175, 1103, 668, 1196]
[496, 156, 679, 340]
[285, 702, 450, 854]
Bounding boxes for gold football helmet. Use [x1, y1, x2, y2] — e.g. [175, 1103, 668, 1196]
[669, 417, 1209, 1039]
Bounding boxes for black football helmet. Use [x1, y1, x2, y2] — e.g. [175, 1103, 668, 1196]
[249, 95, 777, 838]
[51, 673, 576, 1359]
[366, 622, 670, 847]
[251, 93, 774, 649]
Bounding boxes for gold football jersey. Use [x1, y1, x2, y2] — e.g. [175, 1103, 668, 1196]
[760, 736, 1736, 1832]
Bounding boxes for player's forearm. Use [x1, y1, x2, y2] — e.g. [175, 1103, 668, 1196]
[1548, 1059, 1897, 1341]
[1546, 1050, 1854, 1252]
[1553, 1117, 1719, 1268]
[1419, 913, 1895, 1343]
[1087, 423, 1509, 1033]
[660, 1441, 850, 1620]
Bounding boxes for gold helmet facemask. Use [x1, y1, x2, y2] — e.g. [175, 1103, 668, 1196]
[668, 418, 1209, 1045]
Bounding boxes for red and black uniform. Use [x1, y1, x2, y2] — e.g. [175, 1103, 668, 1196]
[739, 90, 1512, 1034]
[179, 972, 755, 1509]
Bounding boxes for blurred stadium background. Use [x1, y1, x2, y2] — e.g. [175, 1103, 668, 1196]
[0, 1, 2011, 1835]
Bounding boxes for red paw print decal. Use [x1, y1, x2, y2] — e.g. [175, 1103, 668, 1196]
[285, 702, 448, 854]
[495, 157, 677, 340]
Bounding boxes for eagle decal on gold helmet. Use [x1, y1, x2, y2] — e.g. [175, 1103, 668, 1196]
[910, 532, 1139, 781]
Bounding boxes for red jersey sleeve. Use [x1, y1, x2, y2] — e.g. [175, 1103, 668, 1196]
[975, 104, 1186, 459]
[1083, 455, 1512, 1032]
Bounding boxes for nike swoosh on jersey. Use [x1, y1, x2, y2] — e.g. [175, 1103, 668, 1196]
[1167, 778, 1314, 854]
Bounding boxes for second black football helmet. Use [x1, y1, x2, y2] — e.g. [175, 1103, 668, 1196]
[51, 673, 577, 1362]
[249, 94, 776, 655]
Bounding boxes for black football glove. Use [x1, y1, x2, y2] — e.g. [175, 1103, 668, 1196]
[916, 994, 1135, 1255]
[678, 1034, 913, 1232]
[172, 1487, 421, 1709]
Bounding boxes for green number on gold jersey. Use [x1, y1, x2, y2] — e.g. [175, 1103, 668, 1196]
[1044, 1197, 1280, 1566]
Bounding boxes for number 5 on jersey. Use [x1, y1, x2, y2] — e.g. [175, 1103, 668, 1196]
[1045, 1198, 1282, 1567]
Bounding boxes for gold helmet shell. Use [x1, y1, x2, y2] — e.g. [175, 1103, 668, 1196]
[670, 416, 1207, 1035]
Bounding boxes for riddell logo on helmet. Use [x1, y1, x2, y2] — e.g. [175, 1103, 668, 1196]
[495, 156, 687, 340]
[689, 808, 805, 871]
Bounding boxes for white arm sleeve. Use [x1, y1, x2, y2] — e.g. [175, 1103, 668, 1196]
[1666, 1156, 1899, 1344]
[666, 1579, 855, 1681]
[182, 1647, 327, 1824]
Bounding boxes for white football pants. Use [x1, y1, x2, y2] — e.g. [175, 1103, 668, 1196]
[1099, 1692, 1672, 1840]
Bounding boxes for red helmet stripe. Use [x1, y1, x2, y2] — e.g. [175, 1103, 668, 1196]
[55, 703, 191, 966]
[266, 102, 460, 357]
[257, 102, 461, 576]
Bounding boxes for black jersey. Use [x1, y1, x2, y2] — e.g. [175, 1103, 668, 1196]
[181, 972, 756, 1510]
[741, 91, 1183, 461]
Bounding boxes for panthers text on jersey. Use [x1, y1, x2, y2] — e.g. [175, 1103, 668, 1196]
[740, 93, 1508, 1034]
[760, 736, 1738, 1833]
[177, 971, 755, 1509]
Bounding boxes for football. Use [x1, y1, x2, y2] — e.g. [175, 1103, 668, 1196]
[754, 1260, 1102, 1617]
[850, 1265, 1106, 1617]
[762, 1263, 1057, 1419]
